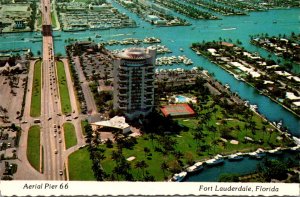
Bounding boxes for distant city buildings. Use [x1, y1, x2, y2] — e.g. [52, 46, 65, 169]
[113, 48, 156, 119]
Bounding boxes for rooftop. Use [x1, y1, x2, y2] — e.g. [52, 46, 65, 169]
[118, 48, 151, 60]
[92, 116, 130, 130]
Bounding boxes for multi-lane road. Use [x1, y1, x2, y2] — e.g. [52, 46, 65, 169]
[15, 0, 86, 180]
[40, 0, 64, 180]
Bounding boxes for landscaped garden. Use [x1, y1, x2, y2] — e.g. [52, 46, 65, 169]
[27, 125, 40, 171]
[68, 76, 295, 181]
[30, 61, 41, 117]
[56, 61, 72, 114]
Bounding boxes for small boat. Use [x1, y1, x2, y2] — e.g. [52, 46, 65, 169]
[180, 48, 184, 52]
[221, 27, 236, 31]
[268, 147, 283, 155]
[170, 171, 187, 182]
[206, 154, 224, 166]
[228, 152, 243, 161]
[186, 162, 203, 174]
[290, 145, 300, 152]
[249, 148, 266, 159]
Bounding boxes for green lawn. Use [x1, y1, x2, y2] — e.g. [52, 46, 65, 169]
[97, 99, 292, 181]
[27, 125, 40, 171]
[63, 123, 77, 149]
[30, 61, 41, 117]
[56, 61, 72, 114]
[68, 147, 95, 180]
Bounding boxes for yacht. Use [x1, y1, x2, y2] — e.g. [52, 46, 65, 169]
[186, 162, 204, 174]
[249, 148, 266, 159]
[268, 147, 283, 155]
[206, 154, 224, 166]
[170, 171, 187, 182]
[228, 152, 244, 161]
[291, 145, 300, 152]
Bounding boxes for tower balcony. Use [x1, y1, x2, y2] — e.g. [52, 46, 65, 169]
[119, 98, 128, 103]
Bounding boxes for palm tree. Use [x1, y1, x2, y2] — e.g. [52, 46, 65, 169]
[139, 160, 148, 178]
[111, 150, 121, 163]
[161, 161, 168, 179]
[135, 161, 143, 179]
[143, 147, 150, 158]
[249, 120, 257, 137]
[193, 131, 204, 147]
[149, 133, 155, 147]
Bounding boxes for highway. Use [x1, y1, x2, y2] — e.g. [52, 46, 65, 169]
[40, 0, 64, 180]
[15, 0, 87, 180]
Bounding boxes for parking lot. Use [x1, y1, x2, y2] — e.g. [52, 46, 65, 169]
[0, 126, 20, 180]
[0, 74, 27, 124]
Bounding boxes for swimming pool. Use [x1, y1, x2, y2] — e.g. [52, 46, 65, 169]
[176, 95, 188, 103]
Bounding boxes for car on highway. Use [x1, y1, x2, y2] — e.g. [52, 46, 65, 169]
[48, 117, 52, 121]
[54, 149, 58, 154]
[58, 138, 62, 143]
[54, 133, 57, 137]
[54, 124, 56, 128]
[59, 170, 63, 176]
[34, 119, 41, 123]
[74, 116, 78, 119]
[21, 121, 28, 124]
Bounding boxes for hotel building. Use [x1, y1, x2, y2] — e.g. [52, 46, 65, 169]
[113, 48, 156, 119]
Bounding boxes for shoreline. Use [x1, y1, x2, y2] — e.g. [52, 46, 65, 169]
[171, 143, 300, 182]
[192, 48, 300, 120]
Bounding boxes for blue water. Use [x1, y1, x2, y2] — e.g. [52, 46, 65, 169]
[0, 6, 299, 181]
[1, 8, 299, 134]
[176, 95, 188, 102]
[186, 151, 299, 182]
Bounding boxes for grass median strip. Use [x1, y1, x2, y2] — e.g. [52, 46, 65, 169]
[56, 61, 72, 114]
[27, 125, 40, 171]
[51, 12, 57, 28]
[68, 147, 95, 180]
[30, 61, 41, 117]
[63, 122, 77, 149]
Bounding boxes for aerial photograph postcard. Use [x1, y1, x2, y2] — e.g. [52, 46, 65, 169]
[0, 0, 299, 196]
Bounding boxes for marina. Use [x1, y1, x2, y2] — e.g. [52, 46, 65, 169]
[0, 1, 299, 182]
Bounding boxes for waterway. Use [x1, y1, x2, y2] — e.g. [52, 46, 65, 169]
[186, 150, 299, 182]
[0, 4, 299, 181]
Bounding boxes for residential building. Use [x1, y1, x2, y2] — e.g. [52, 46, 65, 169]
[113, 48, 156, 119]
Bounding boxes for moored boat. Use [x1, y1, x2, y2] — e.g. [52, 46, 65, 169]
[290, 145, 300, 152]
[228, 152, 244, 161]
[170, 171, 187, 182]
[268, 147, 283, 155]
[206, 154, 224, 166]
[249, 148, 266, 159]
[186, 162, 203, 174]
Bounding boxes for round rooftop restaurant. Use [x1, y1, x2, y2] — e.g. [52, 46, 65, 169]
[119, 48, 151, 60]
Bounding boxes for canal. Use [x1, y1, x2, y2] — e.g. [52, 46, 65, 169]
[0, 3, 299, 181]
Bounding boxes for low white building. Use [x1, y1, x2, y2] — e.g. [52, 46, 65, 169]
[91, 116, 131, 134]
